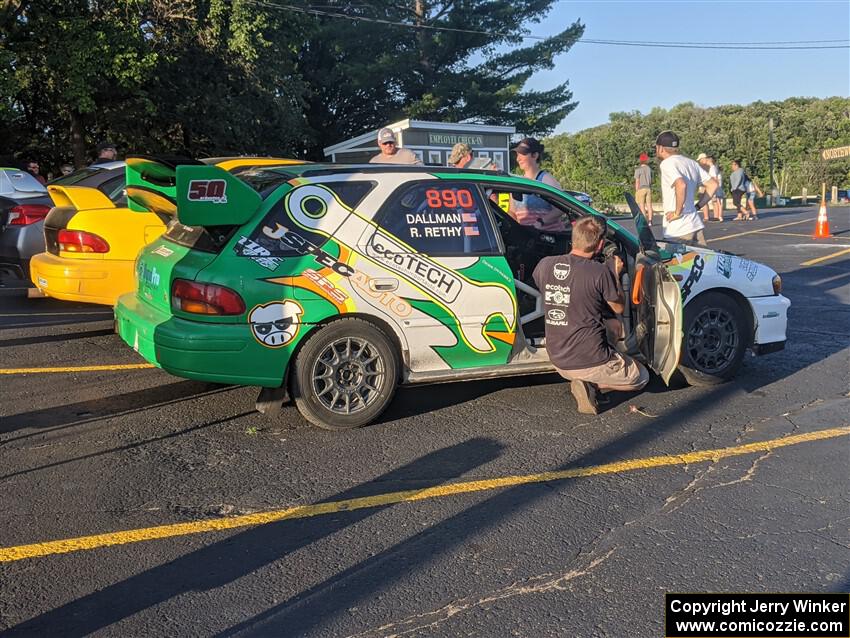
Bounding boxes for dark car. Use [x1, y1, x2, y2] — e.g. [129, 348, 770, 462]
[565, 189, 592, 205]
[0, 161, 125, 283]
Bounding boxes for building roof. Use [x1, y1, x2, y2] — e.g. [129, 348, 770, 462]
[323, 119, 516, 156]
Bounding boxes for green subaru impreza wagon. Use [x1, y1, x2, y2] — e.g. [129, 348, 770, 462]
[116, 158, 788, 429]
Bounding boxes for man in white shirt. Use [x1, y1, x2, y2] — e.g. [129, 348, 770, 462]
[655, 131, 718, 245]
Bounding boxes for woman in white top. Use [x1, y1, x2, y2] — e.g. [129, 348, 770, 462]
[509, 137, 566, 232]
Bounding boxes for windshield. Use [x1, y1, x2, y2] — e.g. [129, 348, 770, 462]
[49, 167, 105, 186]
[230, 167, 296, 198]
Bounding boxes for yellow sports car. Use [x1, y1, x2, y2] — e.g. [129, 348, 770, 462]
[30, 157, 301, 306]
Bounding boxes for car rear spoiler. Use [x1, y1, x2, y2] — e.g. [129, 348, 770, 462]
[126, 156, 263, 226]
[125, 155, 204, 216]
[47, 185, 116, 211]
[174, 164, 263, 227]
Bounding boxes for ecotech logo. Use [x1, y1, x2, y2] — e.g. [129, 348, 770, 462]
[365, 231, 463, 304]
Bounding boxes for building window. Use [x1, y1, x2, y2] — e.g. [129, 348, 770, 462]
[427, 150, 443, 165]
[492, 152, 505, 171]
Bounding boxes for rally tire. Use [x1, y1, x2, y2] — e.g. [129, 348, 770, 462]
[678, 292, 748, 386]
[291, 318, 399, 430]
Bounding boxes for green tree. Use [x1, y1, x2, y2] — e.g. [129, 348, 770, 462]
[545, 97, 850, 205]
[296, 1, 584, 158]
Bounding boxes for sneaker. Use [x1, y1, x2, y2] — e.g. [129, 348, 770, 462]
[570, 380, 599, 415]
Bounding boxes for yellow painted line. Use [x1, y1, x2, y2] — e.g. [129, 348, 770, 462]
[0, 363, 155, 375]
[707, 218, 813, 243]
[1, 425, 847, 563]
[800, 246, 850, 267]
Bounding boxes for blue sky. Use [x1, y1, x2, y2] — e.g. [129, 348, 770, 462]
[523, 0, 850, 134]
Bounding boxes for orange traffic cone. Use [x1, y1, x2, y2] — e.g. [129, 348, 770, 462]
[814, 200, 831, 238]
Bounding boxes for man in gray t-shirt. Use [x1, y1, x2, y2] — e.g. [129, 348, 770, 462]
[633, 153, 653, 223]
[729, 160, 747, 219]
[532, 216, 648, 415]
[369, 128, 423, 165]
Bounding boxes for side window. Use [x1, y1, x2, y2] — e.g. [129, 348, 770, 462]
[241, 181, 375, 258]
[375, 182, 500, 256]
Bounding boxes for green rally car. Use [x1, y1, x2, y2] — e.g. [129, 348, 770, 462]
[116, 158, 788, 429]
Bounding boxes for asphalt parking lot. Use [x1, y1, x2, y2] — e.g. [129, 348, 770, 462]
[1, 205, 848, 637]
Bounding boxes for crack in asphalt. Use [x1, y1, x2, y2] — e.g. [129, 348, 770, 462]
[341, 548, 617, 638]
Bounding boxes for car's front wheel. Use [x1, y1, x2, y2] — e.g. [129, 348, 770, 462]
[678, 292, 749, 386]
[291, 318, 399, 430]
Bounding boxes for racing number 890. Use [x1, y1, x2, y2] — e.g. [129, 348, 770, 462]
[425, 189, 474, 210]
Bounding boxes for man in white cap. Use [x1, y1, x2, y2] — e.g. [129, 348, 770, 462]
[370, 128, 422, 165]
[655, 131, 718, 245]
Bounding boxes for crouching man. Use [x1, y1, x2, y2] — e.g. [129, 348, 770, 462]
[532, 216, 649, 414]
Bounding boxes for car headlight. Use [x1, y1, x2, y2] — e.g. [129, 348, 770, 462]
[772, 274, 782, 295]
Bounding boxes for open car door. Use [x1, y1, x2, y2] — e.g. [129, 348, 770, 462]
[625, 193, 683, 384]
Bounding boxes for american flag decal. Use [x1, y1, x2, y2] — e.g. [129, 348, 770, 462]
[463, 225, 479, 236]
[462, 213, 477, 223]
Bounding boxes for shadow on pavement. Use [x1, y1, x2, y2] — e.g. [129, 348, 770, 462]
[0, 380, 230, 437]
[0, 410, 255, 482]
[0, 327, 116, 348]
[4, 438, 505, 637]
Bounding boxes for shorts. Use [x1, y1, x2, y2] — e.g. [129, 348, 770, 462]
[711, 188, 725, 202]
[557, 352, 649, 391]
[635, 188, 652, 209]
[665, 228, 707, 246]
[747, 191, 756, 202]
[732, 189, 746, 208]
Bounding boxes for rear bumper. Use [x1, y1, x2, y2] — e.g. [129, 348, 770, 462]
[748, 294, 791, 347]
[0, 222, 45, 281]
[30, 252, 133, 306]
[115, 293, 287, 387]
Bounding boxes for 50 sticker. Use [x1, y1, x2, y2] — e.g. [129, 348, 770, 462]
[188, 179, 227, 204]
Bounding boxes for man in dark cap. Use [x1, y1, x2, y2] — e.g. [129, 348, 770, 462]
[92, 141, 117, 165]
[655, 131, 717, 245]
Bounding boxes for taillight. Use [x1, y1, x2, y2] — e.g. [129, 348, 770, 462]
[7, 204, 51, 225]
[171, 279, 245, 315]
[57, 229, 110, 253]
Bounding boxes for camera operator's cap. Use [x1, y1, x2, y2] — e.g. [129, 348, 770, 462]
[96, 140, 117, 152]
[377, 128, 397, 144]
[512, 137, 543, 155]
[639, 152, 649, 162]
[448, 142, 472, 165]
[696, 152, 708, 161]
[655, 131, 679, 148]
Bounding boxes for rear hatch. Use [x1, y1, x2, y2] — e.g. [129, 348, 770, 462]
[43, 186, 117, 255]
[125, 157, 224, 315]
